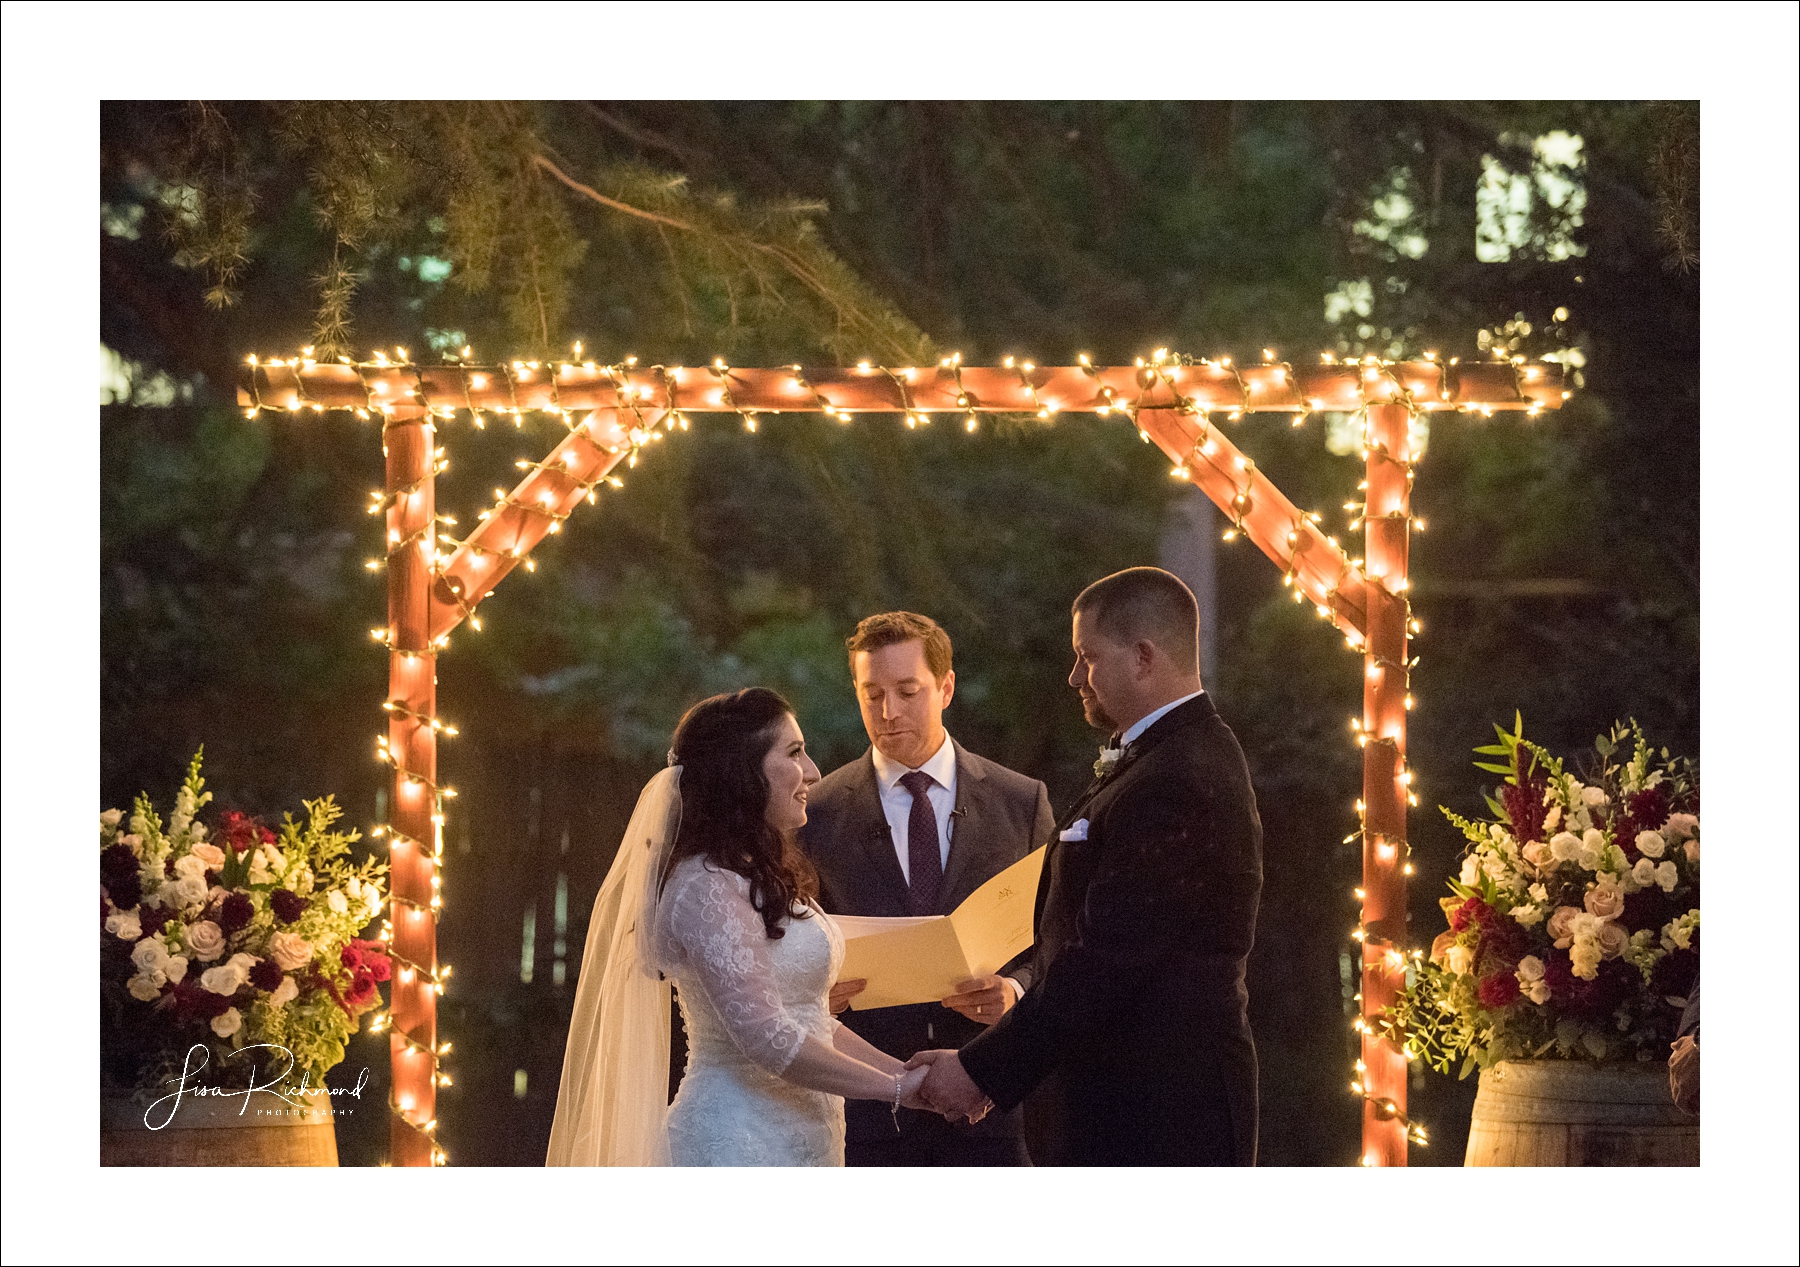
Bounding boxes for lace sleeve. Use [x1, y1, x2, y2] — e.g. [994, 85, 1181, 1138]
[662, 864, 809, 1076]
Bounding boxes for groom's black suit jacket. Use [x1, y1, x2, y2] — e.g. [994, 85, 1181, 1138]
[798, 741, 1054, 1154]
[959, 692, 1263, 1166]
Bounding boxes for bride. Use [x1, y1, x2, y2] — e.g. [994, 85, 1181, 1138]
[547, 687, 930, 1165]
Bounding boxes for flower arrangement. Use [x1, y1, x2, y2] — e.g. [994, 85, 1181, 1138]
[1386, 717, 1699, 1075]
[100, 750, 390, 1091]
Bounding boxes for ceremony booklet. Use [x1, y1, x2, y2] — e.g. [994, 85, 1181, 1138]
[833, 845, 1047, 1010]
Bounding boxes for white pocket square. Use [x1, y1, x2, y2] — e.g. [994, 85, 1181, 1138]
[1059, 819, 1089, 842]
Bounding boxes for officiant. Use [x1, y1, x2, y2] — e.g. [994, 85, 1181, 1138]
[799, 612, 1055, 1166]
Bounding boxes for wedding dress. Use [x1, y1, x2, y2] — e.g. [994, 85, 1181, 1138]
[546, 767, 846, 1166]
[658, 856, 846, 1166]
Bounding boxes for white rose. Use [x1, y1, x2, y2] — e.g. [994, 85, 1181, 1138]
[328, 889, 349, 915]
[189, 842, 227, 869]
[160, 874, 208, 909]
[1446, 944, 1473, 976]
[1529, 882, 1549, 905]
[173, 854, 207, 881]
[200, 964, 246, 995]
[1632, 857, 1658, 888]
[1655, 860, 1679, 893]
[1516, 954, 1546, 983]
[269, 931, 315, 971]
[1525, 980, 1552, 1005]
[184, 920, 225, 962]
[127, 972, 165, 1001]
[270, 975, 299, 1007]
[1634, 830, 1665, 860]
[1549, 831, 1582, 863]
[226, 952, 259, 976]
[210, 1007, 243, 1038]
[164, 955, 189, 985]
[1581, 786, 1608, 808]
[130, 937, 170, 974]
[106, 909, 143, 941]
[1577, 829, 1607, 870]
[102, 808, 124, 828]
[1662, 812, 1698, 842]
[1511, 903, 1544, 928]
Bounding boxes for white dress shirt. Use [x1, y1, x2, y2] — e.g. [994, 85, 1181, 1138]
[869, 731, 958, 884]
[1119, 689, 1205, 748]
[868, 732, 1022, 1004]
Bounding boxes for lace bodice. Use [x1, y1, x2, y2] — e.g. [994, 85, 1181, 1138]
[654, 857, 846, 1165]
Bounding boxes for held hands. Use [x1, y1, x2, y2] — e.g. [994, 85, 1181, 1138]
[828, 978, 867, 1015]
[904, 1049, 994, 1124]
[940, 975, 1015, 1025]
[895, 1064, 934, 1112]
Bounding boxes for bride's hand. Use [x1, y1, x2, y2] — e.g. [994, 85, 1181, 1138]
[896, 1064, 933, 1112]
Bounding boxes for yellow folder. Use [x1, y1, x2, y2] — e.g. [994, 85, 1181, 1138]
[832, 845, 1046, 1010]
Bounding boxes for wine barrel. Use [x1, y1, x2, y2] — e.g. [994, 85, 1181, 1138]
[101, 1089, 339, 1166]
[1465, 1059, 1697, 1166]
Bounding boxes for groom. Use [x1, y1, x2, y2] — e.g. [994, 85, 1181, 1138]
[911, 567, 1263, 1165]
[799, 611, 1054, 1166]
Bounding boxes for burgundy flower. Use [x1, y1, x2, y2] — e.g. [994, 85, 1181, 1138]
[354, 939, 392, 982]
[1622, 888, 1674, 936]
[1449, 897, 1492, 933]
[220, 810, 256, 850]
[269, 888, 306, 924]
[139, 904, 169, 937]
[1651, 946, 1698, 1004]
[341, 942, 367, 973]
[258, 824, 276, 846]
[344, 970, 379, 1009]
[171, 979, 235, 1020]
[1478, 972, 1521, 1008]
[218, 892, 254, 933]
[100, 844, 143, 910]
[249, 957, 285, 992]
[103, 873, 143, 912]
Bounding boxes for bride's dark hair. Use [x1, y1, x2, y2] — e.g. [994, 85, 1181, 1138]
[662, 687, 818, 940]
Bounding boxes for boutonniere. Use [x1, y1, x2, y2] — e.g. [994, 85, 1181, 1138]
[1093, 745, 1124, 780]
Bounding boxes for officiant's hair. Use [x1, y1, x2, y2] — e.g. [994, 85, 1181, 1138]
[845, 610, 953, 682]
[664, 687, 820, 940]
[1073, 567, 1199, 665]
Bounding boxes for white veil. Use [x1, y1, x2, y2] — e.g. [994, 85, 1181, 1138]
[545, 765, 681, 1166]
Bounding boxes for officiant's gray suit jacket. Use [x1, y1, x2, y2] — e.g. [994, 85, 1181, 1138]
[798, 741, 1054, 1154]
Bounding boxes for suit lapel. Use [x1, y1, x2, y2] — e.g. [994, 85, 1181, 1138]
[939, 742, 989, 910]
[845, 751, 911, 914]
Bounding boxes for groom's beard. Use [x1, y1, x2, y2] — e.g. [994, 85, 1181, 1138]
[1079, 693, 1116, 733]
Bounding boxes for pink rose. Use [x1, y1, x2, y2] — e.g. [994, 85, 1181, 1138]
[1546, 905, 1581, 948]
[1521, 841, 1552, 870]
[184, 920, 225, 962]
[189, 842, 226, 869]
[1584, 881, 1626, 921]
[269, 931, 315, 971]
[1683, 837, 1699, 863]
[1596, 920, 1628, 960]
[1662, 812, 1698, 842]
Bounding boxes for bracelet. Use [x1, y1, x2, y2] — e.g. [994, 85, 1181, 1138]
[891, 1072, 903, 1133]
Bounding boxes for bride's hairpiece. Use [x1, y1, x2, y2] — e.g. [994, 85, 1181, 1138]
[667, 748, 679, 767]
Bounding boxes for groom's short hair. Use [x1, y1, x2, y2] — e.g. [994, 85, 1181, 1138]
[1073, 567, 1199, 665]
[846, 611, 953, 683]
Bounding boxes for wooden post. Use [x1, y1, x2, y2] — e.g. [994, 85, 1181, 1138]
[1359, 401, 1412, 1166]
[384, 403, 439, 1167]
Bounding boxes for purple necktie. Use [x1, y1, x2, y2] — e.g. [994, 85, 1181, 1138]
[899, 770, 943, 916]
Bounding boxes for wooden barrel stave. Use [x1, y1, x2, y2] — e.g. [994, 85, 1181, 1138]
[101, 1090, 340, 1166]
[1465, 1059, 1697, 1167]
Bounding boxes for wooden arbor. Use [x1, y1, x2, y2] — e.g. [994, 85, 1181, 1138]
[240, 352, 1565, 1166]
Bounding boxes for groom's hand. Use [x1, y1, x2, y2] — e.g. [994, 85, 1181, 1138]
[906, 1049, 986, 1121]
[940, 975, 1015, 1025]
[828, 978, 867, 1014]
